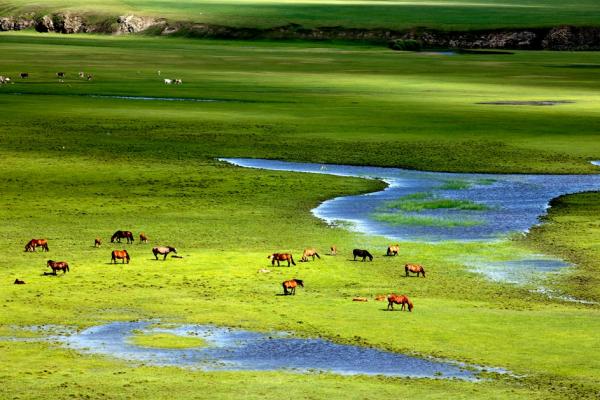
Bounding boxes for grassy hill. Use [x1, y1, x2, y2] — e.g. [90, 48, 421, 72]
[2, 0, 600, 30]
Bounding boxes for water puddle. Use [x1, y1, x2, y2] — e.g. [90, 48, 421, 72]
[463, 257, 570, 285]
[50, 321, 499, 379]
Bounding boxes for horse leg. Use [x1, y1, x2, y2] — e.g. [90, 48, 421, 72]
[163, 253, 167, 261]
[282, 284, 288, 295]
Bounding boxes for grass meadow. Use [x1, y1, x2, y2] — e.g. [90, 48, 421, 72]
[0, 32, 599, 399]
[3, 0, 600, 30]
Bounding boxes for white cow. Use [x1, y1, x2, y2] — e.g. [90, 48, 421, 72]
[164, 78, 173, 85]
[175, 79, 182, 85]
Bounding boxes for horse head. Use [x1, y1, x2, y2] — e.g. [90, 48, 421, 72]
[295, 279, 304, 287]
[169, 247, 177, 253]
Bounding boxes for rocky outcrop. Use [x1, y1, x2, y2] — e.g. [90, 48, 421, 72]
[116, 15, 161, 34]
[542, 26, 600, 50]
[0, 15, 34, 31]
[1, 12, 600, 50]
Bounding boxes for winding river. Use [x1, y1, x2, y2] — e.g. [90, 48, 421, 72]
[221, 158, 600, 289]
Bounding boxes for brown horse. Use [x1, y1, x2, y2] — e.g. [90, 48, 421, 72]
[94, 238, 102, 247]
[387, 294, 413, 312]
[330, 245, 337, 255]
[25, 239, 49, 252]
[282, 279, 304, 295]
[47, 260, 69, 274]
[14, 279, 25, 284]
[139, 233, 148, 243]
[268, 253, 296, 267]
[387, 244, 400, 256]
[111, 250, 130, 264]
[301, 248, 320, 262]
[152, 246, 177, 260]
[405, 263, 426, 277]
[111, 230, 134, 244]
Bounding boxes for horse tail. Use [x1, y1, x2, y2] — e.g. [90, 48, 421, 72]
[291, 255, 296, 266]
[315, 252, 320, 259]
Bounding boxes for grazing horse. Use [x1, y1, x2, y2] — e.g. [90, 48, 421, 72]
[353, 249, 373, 262]
[111, 230, 134, 244]
[139, 233, 148, 243]
[20, 72, 29, 79]
[387, 244, 400, 256]
[268, 253, 296, 267]
[152, 246, 177, 260]
[330, 245, 337, 255]
[111, 250, 130, 264]
[14, 279, 25, 284]
[25, 239, 49, 252]
[94, 238, 102, 247]
[387, 294, 414, 312]
[282, 279, 304, 295]
[301, 248, 320, 262]
[47, 260, 69, 274]
[405, 263, 426, 277]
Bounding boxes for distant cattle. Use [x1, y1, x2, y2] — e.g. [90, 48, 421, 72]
[164, 79, 173, 85]
[94, 238, 102, 247]
[56, 72, 65, 78]
[0, 76, 11, 84]
[14, 279, 25, 285]
[20, 72, 29, 79]
[174, 79, 182, 84]
[78, 71, 85, 78]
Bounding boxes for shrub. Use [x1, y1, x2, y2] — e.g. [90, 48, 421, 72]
[388, 39, 422, 52]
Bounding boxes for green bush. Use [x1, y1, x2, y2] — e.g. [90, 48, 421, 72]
[388, 39, 422, 52]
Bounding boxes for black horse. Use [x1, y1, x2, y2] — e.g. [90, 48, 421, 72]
[111, 230, 134, 244]
[353, 249, 373, 262]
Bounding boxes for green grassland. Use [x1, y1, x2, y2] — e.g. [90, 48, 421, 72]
[523, 192, 600, 301]
[129, 332, 209, 348]
[1, 33, 600, 399]
[2, 0, 600, 30]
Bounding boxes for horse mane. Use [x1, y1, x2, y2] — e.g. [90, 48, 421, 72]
[294, 279, 304, 286]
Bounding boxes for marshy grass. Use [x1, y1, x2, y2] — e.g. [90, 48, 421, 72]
[382, 192, 489, 213]
[129, 332, 209, 349]
[373, 212, 482, 227]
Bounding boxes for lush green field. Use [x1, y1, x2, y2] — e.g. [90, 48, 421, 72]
[1, 33, 599, 399]
[524, 192, 600, 301]
[2, 0, 600, 30]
